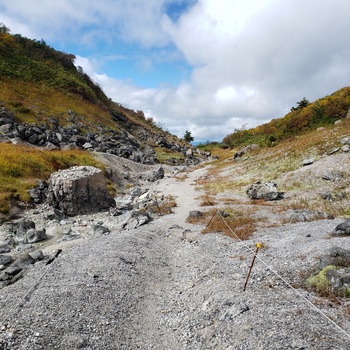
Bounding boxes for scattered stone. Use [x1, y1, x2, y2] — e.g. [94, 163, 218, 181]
[246, 181, 284, 201]
[302, 158, 314, 166]
[219, 301, 249, 321]
[340, 137, 350, 145]
[3, 266, 22, 276]
[45, 249, 63, 265]
[322, 171, 343, 182]
[328, 147, 340, 155]
[285, 209, 333, 223]
[29, 250, 44, 262]
[234, 144, 258, 160]
[0, 245, 11, 254]
[182, 230, 200, 243]
[29, 179, 48, 204]
[320, 191, 333, 201]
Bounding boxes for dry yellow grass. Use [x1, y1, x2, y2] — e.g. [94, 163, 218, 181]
[187, 208, 257, 240]
[0, 80, 117, 130]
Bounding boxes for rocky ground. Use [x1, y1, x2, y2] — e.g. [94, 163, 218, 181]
[0, 154, 350, 349]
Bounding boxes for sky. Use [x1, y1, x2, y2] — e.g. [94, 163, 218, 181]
[1, 0, 350, 142]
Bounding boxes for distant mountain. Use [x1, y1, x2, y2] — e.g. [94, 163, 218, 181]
[223, 87, 350, 148]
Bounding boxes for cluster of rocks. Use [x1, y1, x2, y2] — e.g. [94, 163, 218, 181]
[0, 219, 49, 288]
[0, 107, 201, 166]
[233, 143, 259, 160]
[301, 137, 350, 167]
[307, 219, 350, 295]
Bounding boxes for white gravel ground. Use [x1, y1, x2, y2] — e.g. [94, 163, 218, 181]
[0, 164, 350, 349]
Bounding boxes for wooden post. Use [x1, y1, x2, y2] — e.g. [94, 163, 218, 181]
[243, 243, 261, 291]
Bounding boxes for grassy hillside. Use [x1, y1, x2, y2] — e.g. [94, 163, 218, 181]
[223, 88, 350, 148]
[0, 29, 169, 135]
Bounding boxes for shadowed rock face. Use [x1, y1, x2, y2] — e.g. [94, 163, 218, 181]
[47, 166, 116, 216]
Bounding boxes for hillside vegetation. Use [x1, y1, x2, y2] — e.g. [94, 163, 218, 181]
[223, 88, 350, 148]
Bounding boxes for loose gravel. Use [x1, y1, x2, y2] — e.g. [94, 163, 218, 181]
[0, 166, 350, 349]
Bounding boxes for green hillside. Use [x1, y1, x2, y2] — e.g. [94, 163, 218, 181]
[223, 88, 350, 148]
[0, 26, 166, 134]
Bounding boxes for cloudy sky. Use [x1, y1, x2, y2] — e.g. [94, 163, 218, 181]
[1, 0, 350, 142]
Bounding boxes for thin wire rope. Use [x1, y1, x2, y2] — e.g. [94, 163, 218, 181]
[210, 208, 350, 340]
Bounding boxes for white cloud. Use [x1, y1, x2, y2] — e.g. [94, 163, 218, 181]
[2, 0, 350, 141]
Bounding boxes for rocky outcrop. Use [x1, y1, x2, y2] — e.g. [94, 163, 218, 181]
[47, 166, 116, 216]
[234, 144, 259, 160]
[0, 107, 195, 166]
[246, 181, 284, 201]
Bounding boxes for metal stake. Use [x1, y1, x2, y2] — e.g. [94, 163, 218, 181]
[243, 243, 261, 291]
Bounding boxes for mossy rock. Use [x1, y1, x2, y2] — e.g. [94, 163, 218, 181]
[306, 265, 350, 297]
[306, 265, 336, 293]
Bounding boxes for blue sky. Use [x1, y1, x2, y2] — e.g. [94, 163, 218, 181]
[2, 0, 350, 142]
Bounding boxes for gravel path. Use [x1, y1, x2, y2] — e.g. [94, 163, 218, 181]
[0, 166, 350, 349]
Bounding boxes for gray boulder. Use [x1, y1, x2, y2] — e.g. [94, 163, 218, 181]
[332, 219, 350, 236]
[187, 211, 204, 220]
[23, 228, 47, 244]
[246, 181, 284, 201]
[142, 167, 165, 182]
[48, 166, 116, 216]
[319, 247, 350, 269]
[90, 224, 110, 235]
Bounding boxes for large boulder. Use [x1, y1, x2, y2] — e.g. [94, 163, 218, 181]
[246, 181, 284, 201]
[47, 166, 116, 216]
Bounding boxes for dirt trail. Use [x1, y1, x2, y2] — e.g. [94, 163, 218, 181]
[0, 165, 350, 349]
